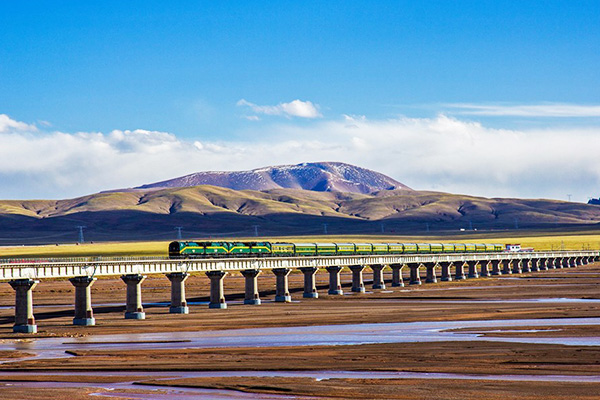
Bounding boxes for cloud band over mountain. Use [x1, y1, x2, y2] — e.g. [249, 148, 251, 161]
[0, 112, 599, 201]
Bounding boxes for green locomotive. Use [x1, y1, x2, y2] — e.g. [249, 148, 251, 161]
[168, 241, 504, 259]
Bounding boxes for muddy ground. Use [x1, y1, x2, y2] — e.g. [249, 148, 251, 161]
[0, 264, 599, 399]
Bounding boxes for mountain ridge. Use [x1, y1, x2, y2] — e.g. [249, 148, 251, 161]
[135, 162, 410, 194]
[1, 185, 600, 244]
[2, 162, 600, 244]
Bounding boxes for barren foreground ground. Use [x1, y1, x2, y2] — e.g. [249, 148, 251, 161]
[0, 263, 599, 399]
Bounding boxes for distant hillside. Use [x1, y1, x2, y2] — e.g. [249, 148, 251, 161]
[1, 186, 600, 244]
[135, 162, 410, 194]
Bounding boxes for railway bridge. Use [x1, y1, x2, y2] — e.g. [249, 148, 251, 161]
[1, 250, 598, 333]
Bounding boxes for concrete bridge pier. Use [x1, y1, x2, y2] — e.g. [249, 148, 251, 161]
[69, 276, 96, 325]
[300, 267, 319, 298]
[583, 256, 590, 265]
[349, 265, 366, 292]
[570, 257, 579, 268]
[552, 258, 561, 269]
[9, 279, 39, 333]
[121, 274, 146, 319]
[326, 266, 344, 295]
[166, 272, 189, 314]
[440, 262, 453, 281]
[512, 260, 522, 274]
[479, 261, 491, 277]
[206, 271, 228, 309]
[390, 264, 405, 287]
[272, 268, 292, 302]
[490, 260, 502, 276]
[408, 263, 422, 285]
[454, 261, 466, 280]
[241, 269, 261, 305]
[530, 258, 540, 272]
[538, 258, 548, 271]
[371, 265, 386, 289]
[521, 259, 531, 273]
[424, 262, 437, 283]
[562, 257, 570, 268]
[467, 261, 479, 278]
[502, 259, 513, 275]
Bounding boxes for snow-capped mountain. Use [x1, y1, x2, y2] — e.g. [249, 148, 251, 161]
[136, 162, 411, 194]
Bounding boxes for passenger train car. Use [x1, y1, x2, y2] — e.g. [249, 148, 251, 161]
[168, 241, 504, 259]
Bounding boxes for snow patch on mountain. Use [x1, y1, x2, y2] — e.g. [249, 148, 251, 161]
[136, 162, 411, 194]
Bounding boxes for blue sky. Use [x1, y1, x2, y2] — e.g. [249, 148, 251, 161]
[1, 1, 599, 200]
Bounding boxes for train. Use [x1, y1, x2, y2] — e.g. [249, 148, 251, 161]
[168, 241, 505, 259]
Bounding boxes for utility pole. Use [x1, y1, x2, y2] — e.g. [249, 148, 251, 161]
[252, 225, 259, 237]
[175, 227, 183, 240]
[380, 223, 385, 233]
[468, 220, 473, 231]
[425, 223, 430, 232]
[76, 226, 86, 243]
[567, 194, 572, 202]
[514, 218, 519, 230]
[323, 223, 328, 235]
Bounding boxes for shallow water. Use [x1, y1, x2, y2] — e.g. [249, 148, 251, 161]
[372, 297, 600, 304]
[3, 318, 600, 398]
[3, 369, 600, 382]
[2, 317, 600, 362]
[3, 369, 600, 400]
[1, 380, 297, 400]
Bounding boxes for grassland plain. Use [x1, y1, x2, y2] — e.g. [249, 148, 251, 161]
[1, 231, 600, 258]
[2, 186, 600, 244]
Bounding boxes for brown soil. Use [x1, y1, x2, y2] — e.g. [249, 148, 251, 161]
[137, 377, 600, 400]
[12, 341, 600, 376]
[0, 350, 33, 359]
[0, 264, 599, 398]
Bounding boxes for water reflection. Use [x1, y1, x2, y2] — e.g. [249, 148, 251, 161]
[1, 317, 599, 361]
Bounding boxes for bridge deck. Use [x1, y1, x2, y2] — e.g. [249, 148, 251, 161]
[0, 250, 596, 281]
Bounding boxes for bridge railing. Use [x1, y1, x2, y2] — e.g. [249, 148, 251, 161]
[0, 250, 598, 268]
[0, 255, 171, 265]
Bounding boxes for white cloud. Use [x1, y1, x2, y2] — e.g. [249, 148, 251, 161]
[0, 113, 599, 202]
[237, 99, 322, 118]
[446, 103, 600, 117]
[0, 114, 37, 133]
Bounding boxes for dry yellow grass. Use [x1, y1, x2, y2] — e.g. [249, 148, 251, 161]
[0, 241, 168, 259]
[1, 232, 599, 259]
